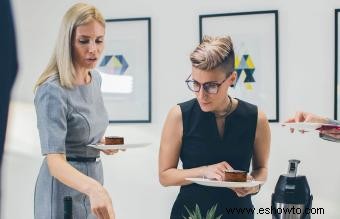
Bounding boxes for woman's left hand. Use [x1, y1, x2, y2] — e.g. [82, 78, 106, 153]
[101, 149, 120, 155]
[231, 175, 261, 197]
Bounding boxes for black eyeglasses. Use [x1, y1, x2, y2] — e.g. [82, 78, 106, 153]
[185, 74, 227, 94]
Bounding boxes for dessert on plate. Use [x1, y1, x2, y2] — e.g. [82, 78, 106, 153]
[224, 170, 247, 182]
[104, 136, 124, 145]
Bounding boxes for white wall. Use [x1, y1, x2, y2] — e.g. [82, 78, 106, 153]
[3, 0, 340, 218]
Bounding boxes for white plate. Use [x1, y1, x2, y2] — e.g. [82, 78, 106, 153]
[281, 122, 324, 131]
[87, 143, 151, 150]
[185, 178, 264, 188]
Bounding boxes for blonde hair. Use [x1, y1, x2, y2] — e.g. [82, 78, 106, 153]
[34, 3, 105, 91]
[190, 35, 235, 75]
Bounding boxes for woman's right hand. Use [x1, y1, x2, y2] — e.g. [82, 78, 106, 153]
[45, 154, 115, 218]
[88, 184, 115, 219]
[284, 111, 328, 133]
[203, 161, 233, 181]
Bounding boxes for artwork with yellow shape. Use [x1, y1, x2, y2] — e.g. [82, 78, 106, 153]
[234, 54, 256, 90]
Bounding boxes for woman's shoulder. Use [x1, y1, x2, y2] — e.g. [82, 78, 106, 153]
[35, 76, 67, 101]
[236, 98, 269, 123]
[177, 98, 197, 110]
[237, 98, 257, 109]
[233, 98, 258, 121]
[167, 105, 182, 121]
[235, 98, 258, 114]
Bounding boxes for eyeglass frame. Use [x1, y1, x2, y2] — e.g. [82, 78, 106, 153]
[185, 74, 229, 94]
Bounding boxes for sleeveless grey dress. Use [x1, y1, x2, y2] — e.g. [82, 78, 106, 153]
[34, 70, 109, 219]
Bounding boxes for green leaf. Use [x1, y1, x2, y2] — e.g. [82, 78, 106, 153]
[205, 204, 223, 219]
[183, 204, 223, 219]
[183, 205, 202, 219]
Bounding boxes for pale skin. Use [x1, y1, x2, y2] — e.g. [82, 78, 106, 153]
[159, 67, 271, 197]
[46, 20, 119, 219]
[285, 111, 340, 139]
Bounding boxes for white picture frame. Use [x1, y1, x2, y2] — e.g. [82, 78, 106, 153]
[97, 17, 151, 123]
[200, 11, 279, 122]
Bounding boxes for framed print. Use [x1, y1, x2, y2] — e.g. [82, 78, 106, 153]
[199, 10, 279, 122]
[96, 17, 151, 123]
[335, 9, 340, 119]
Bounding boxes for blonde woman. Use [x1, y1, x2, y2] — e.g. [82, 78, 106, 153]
[159, 36, 270, 219]
[34, 3, 116, 219]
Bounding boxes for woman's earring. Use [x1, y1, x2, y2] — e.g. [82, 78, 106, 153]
[231, 79, 236, 88]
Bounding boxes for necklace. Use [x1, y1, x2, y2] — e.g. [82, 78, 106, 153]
[214, 95, 233, 118]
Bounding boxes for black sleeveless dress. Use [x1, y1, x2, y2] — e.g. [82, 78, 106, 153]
[170, 98, 258, 219]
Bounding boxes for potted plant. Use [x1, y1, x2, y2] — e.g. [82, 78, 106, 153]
[183, 204, 222, 219]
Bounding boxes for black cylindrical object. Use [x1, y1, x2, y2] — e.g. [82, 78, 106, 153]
[64, 196, 73, 219]
[272, 160, 313, 219]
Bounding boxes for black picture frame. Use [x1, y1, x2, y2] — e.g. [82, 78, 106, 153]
[97, 17, 151, 123]
[199, 10, 279, 122]
[335, 9, 339, 120]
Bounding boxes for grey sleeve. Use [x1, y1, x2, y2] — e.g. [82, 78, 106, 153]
[34, 83, 67, 155]
[327, 118, 340, 125]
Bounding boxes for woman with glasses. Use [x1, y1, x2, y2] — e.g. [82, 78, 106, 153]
[159, 36, 270, 219]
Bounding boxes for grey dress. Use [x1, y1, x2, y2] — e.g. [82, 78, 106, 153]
[34, 70, 109, 219]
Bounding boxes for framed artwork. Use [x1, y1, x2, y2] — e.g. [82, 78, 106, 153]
[96, 17, 151, 123]
[199, 10, 279, 122]
[335, 9, 340, 119]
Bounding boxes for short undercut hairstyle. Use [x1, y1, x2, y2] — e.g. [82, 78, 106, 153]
[190, 35, 235, 76]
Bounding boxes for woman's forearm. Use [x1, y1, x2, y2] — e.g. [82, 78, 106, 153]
[46, 154, 101, 196]
[159, 166, 206, 187]
[251, 167, 268, 182]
